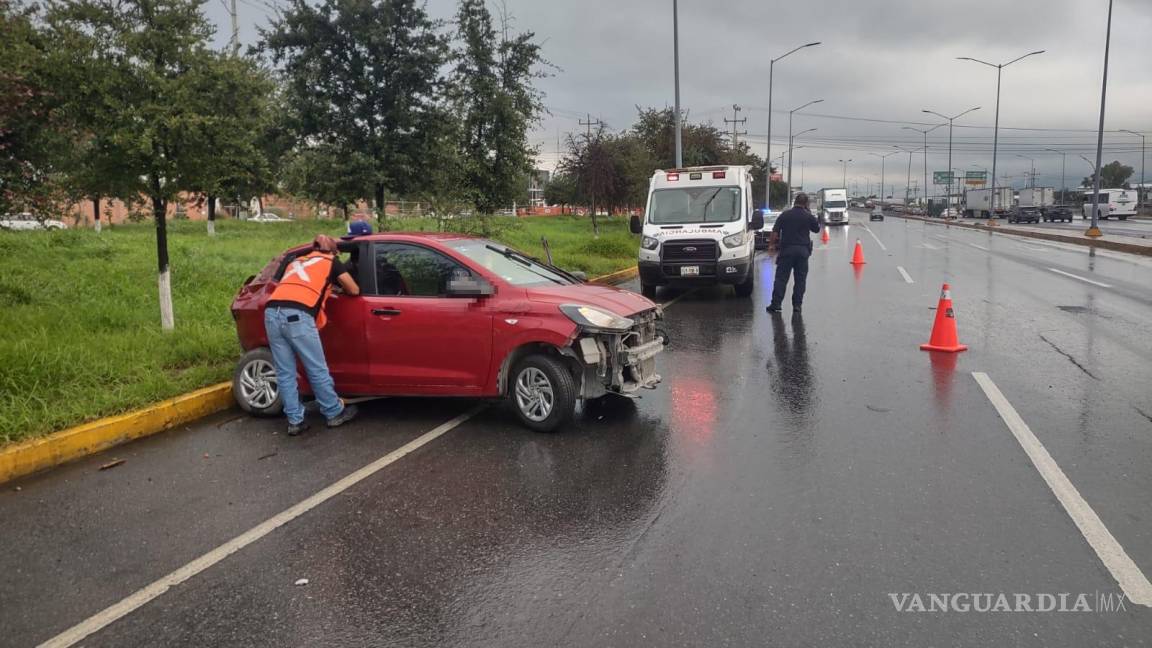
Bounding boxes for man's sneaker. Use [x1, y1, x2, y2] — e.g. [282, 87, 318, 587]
[327, 404, 359, 428]
[765, 304, 783, 314]
[287, 421, 310, 436]
[792, 305, 803, 314]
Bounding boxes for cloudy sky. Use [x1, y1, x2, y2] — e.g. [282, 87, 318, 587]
[210, 0, 1151, 197]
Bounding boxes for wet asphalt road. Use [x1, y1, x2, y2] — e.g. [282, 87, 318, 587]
[3, 216, 1152, 647]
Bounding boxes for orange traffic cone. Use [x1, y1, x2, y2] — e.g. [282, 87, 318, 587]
[849, 239, 866, 265]
[821, 227, 830, 244]
[920, 283, 968, 353]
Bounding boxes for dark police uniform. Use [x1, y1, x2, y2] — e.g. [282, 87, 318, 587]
[768, 206, 822, 310]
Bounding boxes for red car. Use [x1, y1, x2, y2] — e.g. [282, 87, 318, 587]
[230, 233, 666, 431]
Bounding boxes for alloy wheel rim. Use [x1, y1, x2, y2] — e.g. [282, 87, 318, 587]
[515, 367, 554, 422]
[239, 359, 278, 409]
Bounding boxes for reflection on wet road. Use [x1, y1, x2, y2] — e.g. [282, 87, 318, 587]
[3, 218, 1152, 647]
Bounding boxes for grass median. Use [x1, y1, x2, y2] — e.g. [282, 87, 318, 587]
[0, 215, 635, 444]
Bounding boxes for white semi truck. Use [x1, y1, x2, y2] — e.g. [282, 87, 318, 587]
[963, 187, 1014, 218]
[817, 188, 849, 225]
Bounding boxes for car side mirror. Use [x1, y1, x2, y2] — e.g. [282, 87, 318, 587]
[629, 214, 642, 234]
[570, 270, 587, 282]
[446, 276, 494, 297]
[750, 209, 765, 231]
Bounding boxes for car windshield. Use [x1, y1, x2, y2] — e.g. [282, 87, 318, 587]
[825, 200, 847, 208]
[649, 186, 741, 224]
[446, 239, 575, 287]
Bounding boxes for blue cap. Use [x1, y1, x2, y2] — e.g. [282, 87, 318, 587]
[347, 220, 372, 236]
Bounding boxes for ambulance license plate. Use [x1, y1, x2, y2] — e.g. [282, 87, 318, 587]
[680, 266, 699, 276]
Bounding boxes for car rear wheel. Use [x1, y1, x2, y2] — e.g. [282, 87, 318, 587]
[233, 347, 283, 416]
[510, 354, 576, 432]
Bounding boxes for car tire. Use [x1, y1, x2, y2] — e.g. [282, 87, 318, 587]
[640, 283, 658, 299]
[733, 270, 755, 298]
[509, 354, 576, 433]
[233, 347, 284, 416]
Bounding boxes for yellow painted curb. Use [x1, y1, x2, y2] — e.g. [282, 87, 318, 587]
[0, 382, 233, 485]
[590, 265, 639, 285]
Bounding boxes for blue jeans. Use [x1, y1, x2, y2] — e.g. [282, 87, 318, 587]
[264, 307, 344, 425]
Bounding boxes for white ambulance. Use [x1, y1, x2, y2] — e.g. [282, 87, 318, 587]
[630, 166, 765, 298]
[1081, 189, 1138, 220]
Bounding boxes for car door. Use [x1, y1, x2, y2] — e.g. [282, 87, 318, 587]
[364, 242, 495, 394]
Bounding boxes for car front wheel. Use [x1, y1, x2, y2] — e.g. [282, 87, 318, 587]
[233, 347, 283, 416]
[510, 354, 576, 432]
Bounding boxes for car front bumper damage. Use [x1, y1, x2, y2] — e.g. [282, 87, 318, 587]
[572, 309, 664, 399]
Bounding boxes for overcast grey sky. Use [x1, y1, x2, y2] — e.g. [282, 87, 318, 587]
[211, 0, 1151, 196]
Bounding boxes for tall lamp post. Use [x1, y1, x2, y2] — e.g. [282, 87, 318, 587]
[672, 0, 682, 167]
[1120, 129, 1146, 209]
[923, 106, 981, 213]
[895, 145, 923, 205]
[765, 41, 821, 209]
[787, 99, 822, 201]
[958, 50, 1046, 224]
[1016, 154, 1036, 188]
[1083, 0, 1113, 237]
[1045, 148, 1067, 203]
[868, 152, 898, 205]
[903, 124, 943, 208]
[788, 127, 818, 202]
[838, 159, 853, 188]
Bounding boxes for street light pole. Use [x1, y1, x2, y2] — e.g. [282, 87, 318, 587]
[1121, 129, 1146, 209]
[903, 124, 942, 208]
[838, 159, 852, 188]
[959, 50, 1045, 224]
[672, 0, 682, 168]
[869, 152, 897, 205]
[895, 146, 922, 206]
[1016, 154, 1036, 188]
[788, 129, 816, 202]
[764, 41, 821, 209]
[923, 106, 980, 214]
[1085, 0, 1114, 237]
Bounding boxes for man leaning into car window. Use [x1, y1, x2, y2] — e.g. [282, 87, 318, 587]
[264, 234, 360, 436]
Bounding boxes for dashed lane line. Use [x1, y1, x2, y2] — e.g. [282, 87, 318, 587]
[973, 372, 1152, 608]
[862, 225, 888, 251]
[897, 266, 914, 284]
[1048, 268, 1112, 288]
[38, 407, 485, 648]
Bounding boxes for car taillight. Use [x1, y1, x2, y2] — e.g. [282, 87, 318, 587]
[667, 173, 679, 181]
[713, 171, 726, 179]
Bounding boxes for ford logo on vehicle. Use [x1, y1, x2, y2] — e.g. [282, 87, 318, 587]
[684, 246, 697, 252]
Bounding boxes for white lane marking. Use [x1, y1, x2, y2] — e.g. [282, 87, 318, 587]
[920, 243, 942, 251]
[1047, 268, 1112, 288]
[38, 407, 484, 648]
[862, 225, 888, 251]
[972, 373, 1152, 607]
[967, 242, 990, 251]
[897, 266, 914, 284]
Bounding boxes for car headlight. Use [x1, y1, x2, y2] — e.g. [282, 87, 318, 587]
[722, 231, 747, 248]
[641, 235, 659, 250]
[559, 304, 634, 332]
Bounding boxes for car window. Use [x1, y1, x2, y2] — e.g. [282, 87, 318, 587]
[373, 243, 471, 297]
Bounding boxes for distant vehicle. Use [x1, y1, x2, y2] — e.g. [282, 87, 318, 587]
[0, 213, 68, 231]
[1042, 205, 1074, 222]
[1018, 187, 1055, 210]
[249, 212, 291, 222]
[754, 208, 779, 250]
[940, 208, 960, 219]
[1081, 189, 1138, 220]
[869, 207, 884, 221]
[963, 188, 1013, 218]
[632, 166, 764, 298]
[817, 188, 850, 225]
[1007, 206, 1040, 224]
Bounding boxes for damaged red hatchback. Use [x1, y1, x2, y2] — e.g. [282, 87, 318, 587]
[231, 233, 665, 431]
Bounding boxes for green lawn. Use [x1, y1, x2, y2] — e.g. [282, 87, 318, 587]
[0, 215, 635, 444]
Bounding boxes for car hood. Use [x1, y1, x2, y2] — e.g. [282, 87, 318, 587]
[526, 282, 657, 317]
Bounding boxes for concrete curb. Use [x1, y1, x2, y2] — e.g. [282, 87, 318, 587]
[0, 264, 641, 485]
[0, 383, 233, 485]
[894, 213, 1152, 257]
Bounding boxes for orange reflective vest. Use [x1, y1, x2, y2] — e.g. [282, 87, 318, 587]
[269, 251, 335, 328]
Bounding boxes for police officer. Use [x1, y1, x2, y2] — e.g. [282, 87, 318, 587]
[265, 235, 360, 435]
[766, 193, 822, 314]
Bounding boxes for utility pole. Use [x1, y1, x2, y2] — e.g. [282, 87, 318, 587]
[1121, 130, 1146, 209]
[838, 159, 852, 190]
[230, 0, 238, 56]
[672, 0, 682, 168]
[724, 104, 747, 151]
[579, 114, 604, 235]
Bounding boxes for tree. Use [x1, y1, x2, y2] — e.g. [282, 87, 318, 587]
[47, 0, 232, 330]
[262, 0, 448, 225]
[0, 1, 69, 219]
[451, 0, 547, 213]
[1082, 160, 1134, 189]
[281, 143, 375, 219]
